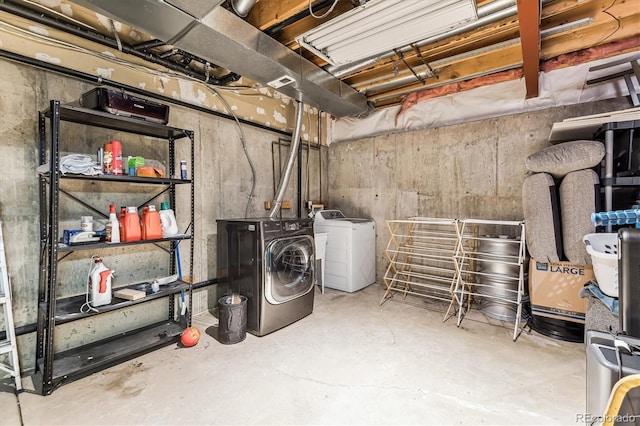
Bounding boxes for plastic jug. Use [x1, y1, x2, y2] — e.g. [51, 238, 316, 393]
[106, 204, 120, 243]
[142, 205, 162, 240]
[89, 256, 113, 307]
[159, 201, 179, 237]
[122, 206, 141, 242]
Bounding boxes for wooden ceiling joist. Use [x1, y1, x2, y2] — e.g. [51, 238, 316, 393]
[541, 13, 640, 60]
[365, 42, 524, 100]
[343, 16, 521, 85]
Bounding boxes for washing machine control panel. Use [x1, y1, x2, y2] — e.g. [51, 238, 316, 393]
[321, 210, 345, 219]
[284, 221, 300, 231]
[282, 220, 313, 232]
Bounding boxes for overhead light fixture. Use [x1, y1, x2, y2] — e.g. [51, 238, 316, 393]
[296, 0, 478, 66]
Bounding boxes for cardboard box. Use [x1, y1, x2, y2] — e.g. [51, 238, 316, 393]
[529, 259, 595, 324]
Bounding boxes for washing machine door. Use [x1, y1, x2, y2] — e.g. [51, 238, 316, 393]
[264, 235, 314, 304]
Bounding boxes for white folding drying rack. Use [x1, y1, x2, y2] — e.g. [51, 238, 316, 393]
[0, 220, 21, 390]
[381, 217, 463, 315]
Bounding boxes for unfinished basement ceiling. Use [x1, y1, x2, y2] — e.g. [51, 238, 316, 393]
[2, 0, 639, 116]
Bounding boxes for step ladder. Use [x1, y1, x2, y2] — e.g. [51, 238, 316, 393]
[0, 220, 21, 391]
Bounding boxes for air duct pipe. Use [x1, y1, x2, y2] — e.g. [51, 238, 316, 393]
[269, 101, 305, 219]
[230, 0, 256, 17]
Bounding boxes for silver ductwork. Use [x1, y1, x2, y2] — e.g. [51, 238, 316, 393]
[70, 0, 369, 117]
[269, 101, 304, 220]
[162, 0, 226, 19]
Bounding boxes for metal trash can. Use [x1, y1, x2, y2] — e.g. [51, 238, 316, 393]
[218, 294, 247, 344]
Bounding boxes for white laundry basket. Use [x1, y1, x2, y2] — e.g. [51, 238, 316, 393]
[583, 233, 618, 298]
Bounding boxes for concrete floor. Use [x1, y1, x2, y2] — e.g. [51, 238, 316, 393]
[2, 284, 585, 425]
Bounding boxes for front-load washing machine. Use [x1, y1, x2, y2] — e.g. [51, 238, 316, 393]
[217, 218, 315, 336]
[314, 210, 376, 292]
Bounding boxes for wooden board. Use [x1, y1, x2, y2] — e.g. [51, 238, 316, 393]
[114, 288, 146, 301]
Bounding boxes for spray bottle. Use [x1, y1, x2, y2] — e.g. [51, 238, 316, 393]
[106, 204, 120, 243]
[89, 256, 113, 307]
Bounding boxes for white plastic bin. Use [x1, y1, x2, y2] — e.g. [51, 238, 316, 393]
[583, 233, 618, 297]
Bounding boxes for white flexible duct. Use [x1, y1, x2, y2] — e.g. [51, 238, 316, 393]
[269, 101, 305, 219]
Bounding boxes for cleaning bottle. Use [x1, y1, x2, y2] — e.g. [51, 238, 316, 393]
[103, 142, 113, 174]
[142, 205, 162, 240]
[159, 201, 179, 237]
[110, 140, 123, 176]
[123, 206, 142, 242]
[105, 203, 120, 243]
[89, 256, 113, 307]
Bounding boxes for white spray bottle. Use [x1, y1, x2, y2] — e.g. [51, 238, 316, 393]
[89, 256, 113, 307]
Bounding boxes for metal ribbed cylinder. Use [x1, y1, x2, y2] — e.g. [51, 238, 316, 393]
[476, 236, 525, 321]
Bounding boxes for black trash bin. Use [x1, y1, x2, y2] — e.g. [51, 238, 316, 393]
[218, 294, 247, 344]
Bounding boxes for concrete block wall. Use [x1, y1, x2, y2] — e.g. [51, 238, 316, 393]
[327, 97, 633, 280]
[0, 59, 327, 372]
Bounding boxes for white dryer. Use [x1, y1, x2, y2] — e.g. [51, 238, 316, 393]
[313, 210, 376, 293]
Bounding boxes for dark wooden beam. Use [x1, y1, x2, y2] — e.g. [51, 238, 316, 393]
[517, 0, 541, 98]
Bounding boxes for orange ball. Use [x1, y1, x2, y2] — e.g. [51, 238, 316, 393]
[180, 326, 201, 347]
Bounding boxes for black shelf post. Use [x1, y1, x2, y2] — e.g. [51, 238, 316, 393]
[593, 120, 640, 232]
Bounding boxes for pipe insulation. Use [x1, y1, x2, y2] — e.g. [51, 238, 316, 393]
[269, 101, 304, 219]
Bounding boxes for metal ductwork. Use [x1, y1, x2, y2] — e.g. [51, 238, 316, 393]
[69, 0, 369, 117]
[161, 0, 226, 19]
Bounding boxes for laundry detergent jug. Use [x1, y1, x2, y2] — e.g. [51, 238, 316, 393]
[159, 201, 179, 237]
[89, 256, 113, 307]
[142, 205, 162, 240]
[122, 206, 142, 242]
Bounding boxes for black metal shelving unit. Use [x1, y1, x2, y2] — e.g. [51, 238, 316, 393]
[593, 120, 640, 231]
[36, 100, 195, 395]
